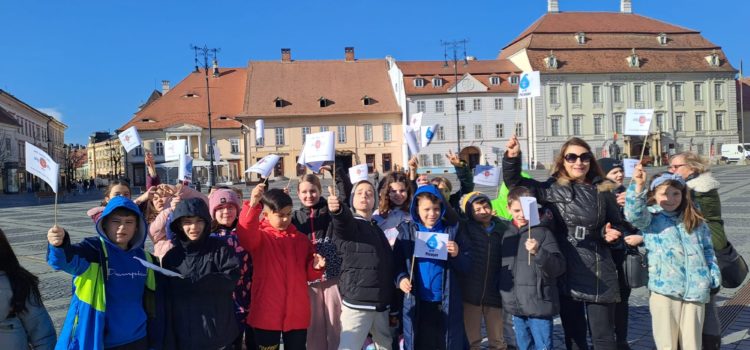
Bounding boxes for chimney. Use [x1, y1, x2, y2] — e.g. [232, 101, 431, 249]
[621, 0, 632, 13]
[161, 80, 170, 95]
[281, 48, 291, 62]
[345, 47, 355, 62]
[548, 0, 559, 13]
[212, 58, 220, 78]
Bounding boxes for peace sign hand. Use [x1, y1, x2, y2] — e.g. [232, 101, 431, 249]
[446, 150, 462, 167]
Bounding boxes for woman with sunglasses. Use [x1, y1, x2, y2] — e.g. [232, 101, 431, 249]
[503, 135, 625, 350]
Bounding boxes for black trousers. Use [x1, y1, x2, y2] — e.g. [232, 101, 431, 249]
[415, 300, 446, 350]
[105, 337, 148, 350]
[560, 295, 617, 350]
[234, 326, 258, 350]
[253, 328, 307, 350]
[611, 249, 632, 349]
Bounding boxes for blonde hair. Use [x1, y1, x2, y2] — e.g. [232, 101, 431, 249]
[671, 151, 707, 174]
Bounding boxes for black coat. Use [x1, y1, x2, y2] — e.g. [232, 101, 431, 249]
[503, 155, 623, 304]
[460, 217, 506, 308]
[292, 197, 342, 280]
[331, 205, 394, 311]
[162, 198, 241, 350]
[499, 221, 565, 317]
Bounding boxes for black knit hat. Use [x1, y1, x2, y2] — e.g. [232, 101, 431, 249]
[598, 158, 622, 175]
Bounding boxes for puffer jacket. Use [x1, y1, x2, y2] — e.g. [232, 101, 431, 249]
[686, 172, 728, 250]
[625, 185, 721, 303]
[503, 155, 623, 303]
[460, 217, 506, 308]
[292, 197, 342, 282]
[0, 272, 56, 350]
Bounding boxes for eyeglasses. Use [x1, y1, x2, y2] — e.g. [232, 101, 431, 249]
[668, 164, 687, 170]
[563, 152, 593, 164]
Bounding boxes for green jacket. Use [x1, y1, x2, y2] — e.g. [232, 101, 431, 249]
[687, 172, 728, 250]
[492, 171, 532, 219]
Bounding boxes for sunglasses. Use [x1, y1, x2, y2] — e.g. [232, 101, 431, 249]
[563, 152, 593, 164]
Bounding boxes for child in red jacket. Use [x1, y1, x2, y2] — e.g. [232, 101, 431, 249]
[236, 184, 326, 350]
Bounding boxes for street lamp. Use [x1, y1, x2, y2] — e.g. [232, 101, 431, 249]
[442, 40, 469, 154]
[191, 44, 220, 187]
[234, 117, 252, 185]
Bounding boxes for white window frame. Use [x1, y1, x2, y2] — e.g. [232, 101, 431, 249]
[496, 124, 504, 138]
[473, 98, 482, 111]
[494, 98, 503, 110]
[571, 85, 581, 104]
[337, 125, 347, 144]
[490, 76, 501, 85]
[416, 101, 426, 113]
[594, 115, 603, 135]
[363, 124, 373, 143]
[275, 127, 285, 145]
[432, 77, 443, 87]
[230, 139, 240, 153]
[414, 78, 425, 87]
[551, 118, 560, 136]
[435, 100, 444, 113]
[592, 85, 601, 104]
[474, 124, 482, 139]
[383, 123, 392, 142]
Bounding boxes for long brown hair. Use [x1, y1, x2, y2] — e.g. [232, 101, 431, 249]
[646, 174, 704, 233]
[378, 171, 413, 217]
[0, 228, 43, 314]
[550, 137, 605, 184]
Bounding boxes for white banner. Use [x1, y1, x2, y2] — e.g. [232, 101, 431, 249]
[624, 109, 654, 136]
[118, 126, 142, 153]
[255, 119, 265, 142]
[414, 231, 449, 261]
[348, 164, 369, 184]
[164, 140, 186, 161]
[246, 154, 280, 178]
[409, 112, 424, 129]
[517, 71, 541, 99]
[302, 131, 335, 163]
[212, 139, 221, 162]
[519, 196, 541, 227]
[404, 126, 421, 155]
[24, 142, 59, 193]
[177, 153, 193, 183]
[623, 158, 639, 178]
[473, 165, 501, 187]
[420, 124, 438, 148]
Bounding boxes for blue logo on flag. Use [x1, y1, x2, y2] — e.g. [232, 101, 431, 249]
[427, 234, 439, 249]
[425, 128, 434, 140]
[520, 75, 530, 89]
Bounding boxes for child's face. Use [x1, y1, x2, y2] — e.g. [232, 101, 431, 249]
[152, 193, 165, 212]
[431, 181, 451, 201]
[214, 204, 237, 226]
[180, 216, 206, 241]
[388, 182, 407, 206]
[353, 183, 375, 212]
[263, 205, 293, 230]
[471, 201, 494, 225]
[508, 200, 528, 226]
[104, 214, 138, 249]
[416, 174, 430, 187]
[606, 168, 624, 185]
[417, 197, 441, 228]
[107, 185, 131, 200]
[654, 184, 683, 212]
[298, 181, 320, 208]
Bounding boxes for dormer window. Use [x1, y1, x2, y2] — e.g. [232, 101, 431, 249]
[575, 32, 586, 45]
[509, 75, 519, 85]
[657, 33, 668, 45]
[414, 78, 425, 88]
[140, 118, 156, 123]
[706, 50, 721, 67]
[544, 51, 558, 70]
[182, 92, 200, 98]
[432, 77, 443, 87]
[489, 76, 501, 85]
[274, 97, 287, 108]
[319, 97, 332, 108]
[361, 96, 376, 106]
[627, 49, 640, 68]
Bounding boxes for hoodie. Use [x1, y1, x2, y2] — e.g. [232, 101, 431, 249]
[48, 196, 155, 350]
[161, 198, 241, 350]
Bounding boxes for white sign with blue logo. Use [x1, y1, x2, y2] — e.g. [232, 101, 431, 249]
[414, 231, 449, 261]
[420, 124, 439, 148]
[517, 71, 541, 99]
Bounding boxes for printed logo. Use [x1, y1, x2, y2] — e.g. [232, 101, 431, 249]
[427, 234, 439, 249]
[39, 158, 48, 170]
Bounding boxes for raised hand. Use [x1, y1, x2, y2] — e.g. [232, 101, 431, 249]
[506, 135, 520, 158]
[408, 156, 419, 170]
[633, 163, 647, 193]
[446, 150, 462, 167]
[327, 185, 340, 213]
[47, 225, 65, 247]
[249, 183, 266, 207]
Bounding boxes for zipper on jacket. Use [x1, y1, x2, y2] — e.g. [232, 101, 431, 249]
[309, 209, 316, 242]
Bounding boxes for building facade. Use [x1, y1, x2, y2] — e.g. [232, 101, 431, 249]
[87, 132, 125, 179]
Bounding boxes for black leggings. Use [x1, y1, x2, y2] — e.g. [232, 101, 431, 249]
[560, 295, 617, 350]
[253, 328, 307, 350]
[234, 326, 258, 350]
[611, 249, 632, 348]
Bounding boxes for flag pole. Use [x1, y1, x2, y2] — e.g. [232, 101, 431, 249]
[627, 133, 651, 188]
[54, 192, 58, 226]
[528, 225, 532, 265]
[331, 161, 336, 197]
[408, 252, 416, 299]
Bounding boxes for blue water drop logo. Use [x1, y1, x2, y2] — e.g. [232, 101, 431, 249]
[520, 75, 530, 89]
[427, 234, 439, 249]
[425, 128, 434, 140]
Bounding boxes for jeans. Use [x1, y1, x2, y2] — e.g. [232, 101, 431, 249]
[512, 316, 553, 350]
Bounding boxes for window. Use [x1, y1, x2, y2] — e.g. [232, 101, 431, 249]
[416, 101, 426, 113]
[437, 126, 445, 140]
[459, 125, 466, 140]
[510, 76, 519, 85]
[674, 84, 684, 101]
[592, 85, 601, 103]
[695, 112, 704, 131]
[571, 86, 581, 104]
[435, 100, 444, 112]
[474, 124, 482, 139]
[613, 85, 623, 103]
[495, 124, 504, 138]
[551, 118, 560, 136]
[457, 100, 465, 111]
[655, 84, 663, 102]
[338, 126, 347, 143]
[275, 127, 285, 145]
[694, 83, 703, 101]
[473, 99, 482, 111]
[364, 124, 373, 143]
[433, 154, 444, 166]
[156, 142, 164, 156]
[658, 33, 668, 45]
[549, 86, 559, 104]
[319, 98, 332, 108]
[572, 116, 582, 136]
[494, 98, 503, 110]
[134, 146, 143, 156]
[432, 77, 443, 87]
[714, 83, 724, 100]
[676, 113, 685, 131]
[615, 114, 624, 134]
[383, 123, 392, 141]
[230, 139, 240, 153]
[594, 115, 603, 135]
[656, 113, 664, 130]
[716, 112, 724, 130]
[634, 85, 643, 102]
[490, 76, 501, 85]
[414, 78, 425, 87]
[301, 126, 311, 143]
[514, 98, 523, 110]
[515, 123, 523, 137]
[419, 154, 431, 167]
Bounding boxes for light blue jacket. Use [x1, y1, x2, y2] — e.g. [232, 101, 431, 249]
[625, 185, 720, 303]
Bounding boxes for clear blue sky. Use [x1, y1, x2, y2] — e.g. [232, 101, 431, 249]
[1, 0, 748, 145]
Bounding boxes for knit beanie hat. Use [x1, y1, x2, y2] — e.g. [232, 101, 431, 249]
[597, 158, 622, 176]
[460, 191, 491, 216]
[208, 188, 241, 219]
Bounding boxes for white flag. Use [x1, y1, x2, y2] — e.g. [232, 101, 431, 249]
[624, 109, 654, 136]
[414, 232, 449, 261]
[420, 124, 439, 148]
[348, 164, 369, 184]
[302, 131, 335, 163]
[25, 142, 59, 193]
[473, 165, 501, 187]
[118, 126, 142, 153]
[212, 139, 221, 162]
[177, 153, 193, 183]
[404, 127, 421, 155]
[409, 112, 424, 129]
[165, 140, 186, 161]
[519, 196, 541, 227]
[246, 154, 280, 178]
[517, 71, 541, 99]
[623, 158, 639, 178]
[255, 119, 265, 142]
[297, 143, 324, 173]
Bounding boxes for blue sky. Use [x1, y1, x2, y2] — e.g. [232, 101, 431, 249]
[1, 0, 748, 145]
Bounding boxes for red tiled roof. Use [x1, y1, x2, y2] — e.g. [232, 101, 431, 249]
[398, 60, 522, 95]
[0, 106, 21, 127]
[120, 68, 246, 131]
[518, 33, 718, 51]
[242, 60, 400, 118]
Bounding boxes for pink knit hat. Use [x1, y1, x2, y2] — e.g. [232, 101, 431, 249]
[208, 189, 241, 219]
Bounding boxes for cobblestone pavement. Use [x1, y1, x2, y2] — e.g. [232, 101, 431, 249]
[1, 165, 749, 349]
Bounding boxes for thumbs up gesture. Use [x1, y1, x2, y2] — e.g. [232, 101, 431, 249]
[327, 186, 341, 213]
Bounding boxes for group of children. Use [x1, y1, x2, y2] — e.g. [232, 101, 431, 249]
[41, 149, 721, 350]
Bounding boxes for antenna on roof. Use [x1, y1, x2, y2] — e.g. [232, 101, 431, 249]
[192, 45, 200, 72]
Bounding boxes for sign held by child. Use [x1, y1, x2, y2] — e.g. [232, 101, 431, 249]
[519, 196, 540, 227]
[414, 231, 449, 260]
